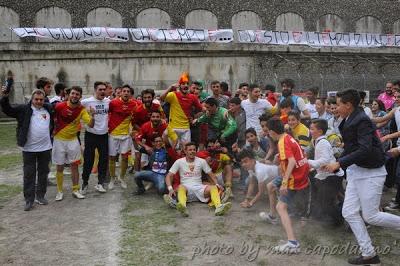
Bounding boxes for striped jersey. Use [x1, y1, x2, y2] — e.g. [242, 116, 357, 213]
[165, 91, 202, 129]
[53, 101, 91, 141]
[108, 98, 137, 136]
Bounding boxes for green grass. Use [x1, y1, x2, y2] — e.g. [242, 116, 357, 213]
[0, 153, 21, 170]
[119, 191, 183, 266]
[0, 123, 17, 150]
[0, 184, 22, 209]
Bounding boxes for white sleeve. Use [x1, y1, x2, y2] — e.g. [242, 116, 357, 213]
[262, 99, 272, 110]
[297, 97, 307, 112]
[168, 160, 180, 174]
[308, 140, 334, 169]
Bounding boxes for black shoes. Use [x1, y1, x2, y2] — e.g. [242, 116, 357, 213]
[35, 197, 49, 205]
[348, 255, 380, 265]
[134, 188, 146, 195]
[24, 201, 34, 211]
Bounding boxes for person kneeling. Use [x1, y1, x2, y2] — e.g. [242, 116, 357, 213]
[165, 142, 231, 217]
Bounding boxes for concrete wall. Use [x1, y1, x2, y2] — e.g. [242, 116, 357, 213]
[185, 10, 218, 29]
[276, 12, 305, 31]
[136, 8, 170, 28]
[316, 14, 345, 32]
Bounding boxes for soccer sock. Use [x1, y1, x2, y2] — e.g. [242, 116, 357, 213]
[224, 182, 232, 188]
[210, 185, 221, 208]
[56, 171, 64, 193]
[109, 159, 116, 180]
[72, 184, 80, 192]
[177, 186, 187, 207]
[119, 157, 128, 180]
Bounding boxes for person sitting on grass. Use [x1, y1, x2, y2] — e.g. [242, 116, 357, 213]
[262, 118, 310, 254]
[164, 142, 232, 217]
[238, 149, 279, 208]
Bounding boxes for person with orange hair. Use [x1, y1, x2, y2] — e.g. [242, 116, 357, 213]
[160, 73, 203, 145]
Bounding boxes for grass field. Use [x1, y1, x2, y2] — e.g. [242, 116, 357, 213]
[0, 122, 20, 170]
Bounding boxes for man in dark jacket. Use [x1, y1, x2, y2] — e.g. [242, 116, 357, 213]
[1, 87, 54, 211]
[324, 89, 400, 265]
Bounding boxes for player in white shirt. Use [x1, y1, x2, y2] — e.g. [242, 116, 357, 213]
[165, 142, 232, 217]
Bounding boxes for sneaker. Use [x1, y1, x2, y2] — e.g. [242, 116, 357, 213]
[273, 241, 300, 254]
[163, 194, 177, 209]
[95, 184, 107, 193]
[108, 180, 115, 190]
[72, 191, 85, 199]
[120, 180, 128, 189]
[221, 187, 232, 203]
[215, 202, 232, 216]
[55, 192, 64, 201]
[176, 202, 189, 217]
[35, 197, 48, 205]
[24, 201, 34, 211]
[384, 202, 400, 211]
[348, 255, 380, 265]
[80, 184, 88, 195]
[134, 188, 146, 195]
[259, 212, 279, 225]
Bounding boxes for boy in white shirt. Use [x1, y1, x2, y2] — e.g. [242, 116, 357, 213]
[308, 119, 344, 225]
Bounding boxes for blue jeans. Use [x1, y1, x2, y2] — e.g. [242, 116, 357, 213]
[134, 170, 166, 194]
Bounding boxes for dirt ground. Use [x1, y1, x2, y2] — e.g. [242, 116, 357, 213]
[1, 163, 400, 266]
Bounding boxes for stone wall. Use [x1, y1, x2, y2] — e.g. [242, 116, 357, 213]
[0, 0, 400, 103]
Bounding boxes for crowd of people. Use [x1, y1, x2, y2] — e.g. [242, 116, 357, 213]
[1, 74, 400, 265]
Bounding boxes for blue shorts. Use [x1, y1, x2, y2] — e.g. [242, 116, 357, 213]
[271, 176, 297, 205]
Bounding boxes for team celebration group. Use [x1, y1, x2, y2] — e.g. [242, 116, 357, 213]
[1, 73, 400, 265]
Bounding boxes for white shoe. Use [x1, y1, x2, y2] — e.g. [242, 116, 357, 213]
[95, 184, 107, 193]
[80, 185, 88, 195]
[55, 192, 63, 201]
[273, 241, 300, 254]
[259, 212, 279, 225]
[120, 180, 127, 189]
[72, 191, 85, 199]
[108, 180, 115, 190]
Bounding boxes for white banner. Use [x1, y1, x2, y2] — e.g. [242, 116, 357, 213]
[129, 28, 233, 43]
[237, 30, 400, 48]
[12, 27, 129, 41]
[12, 27, 233, 43]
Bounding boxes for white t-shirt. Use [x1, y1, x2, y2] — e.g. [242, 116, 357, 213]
[248, 162, 279, 183]
[81, 96, 110, 135]
[169, 157, 212, 187]
[49, 95, 62, 104]
[23, 106, 52, 152]
[363, 106, 373, 119]
[306, 103, 318, 119]
[241, 99, 272, 134]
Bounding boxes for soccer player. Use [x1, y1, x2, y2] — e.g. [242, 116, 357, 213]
[108, 85, 137, 189]
[165, 142, 232, 217]
[52, 86, 94, 201]
[161, 75, 203, 144]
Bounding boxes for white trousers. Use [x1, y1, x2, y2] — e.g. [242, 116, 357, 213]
[342, 175, 400, 257]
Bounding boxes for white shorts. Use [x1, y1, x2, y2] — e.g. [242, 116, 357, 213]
[183, 183, 209, 203]
[173, 128, 191, 143]
[109, 135, 132, 156]
[52, 138, 81, 165]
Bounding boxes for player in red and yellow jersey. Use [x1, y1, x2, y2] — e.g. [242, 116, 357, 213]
[52, 86, 94, 201]
[108, 85, 137, 189]
[160, 73, 203, 144]
[265, 118, 309, 253]
[132, 89, 164, 171]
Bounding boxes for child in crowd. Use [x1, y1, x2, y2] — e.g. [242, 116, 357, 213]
[307, 119, 344, 225]
[287, 110, 311, 150]
[263, 118, 310, 253]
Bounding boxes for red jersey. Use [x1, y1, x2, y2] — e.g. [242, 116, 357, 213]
[133, 103, 164, 128]
[108, 98, 137, 136]
[53, 101, 91, 140]
[278, 133, 309, 190]
[135, 121, 168, 147]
